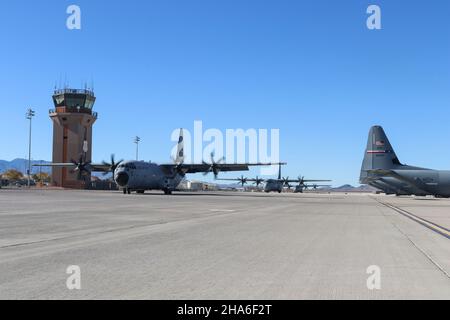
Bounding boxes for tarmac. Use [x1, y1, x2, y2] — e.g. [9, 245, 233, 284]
[0, 188, 449, 299]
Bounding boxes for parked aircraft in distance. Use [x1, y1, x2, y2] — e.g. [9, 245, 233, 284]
[360, 125, 450, 197]
[294, 183, 331, 193]
[219, 164, 331, 193]
[35, 129, 286, 195]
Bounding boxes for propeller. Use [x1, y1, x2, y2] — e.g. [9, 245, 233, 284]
[202, 152, 225, 178]
[70, 155, 92, 180]
[102, 154, 123, 176]
[282, 177, 292, 189]
[170, 156, 185, 175]
[253, 176, 264, 187]
[174, 163, 185, 175]
[237, 175, 248, 187]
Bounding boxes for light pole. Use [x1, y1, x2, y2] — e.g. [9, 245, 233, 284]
[26, 108, 36, 187]
[134, 136, 141, 161]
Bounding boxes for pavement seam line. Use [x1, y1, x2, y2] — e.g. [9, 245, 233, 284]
[372, 197, 450, 280]
[374, 198, 450, 239]
[0, 209, 243, 250]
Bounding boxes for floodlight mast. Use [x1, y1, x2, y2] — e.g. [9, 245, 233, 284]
[26, 108, 36, 187]
[134, 136, 141, 161]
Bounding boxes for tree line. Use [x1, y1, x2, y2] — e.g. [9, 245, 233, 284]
[1, 169, 51, 183]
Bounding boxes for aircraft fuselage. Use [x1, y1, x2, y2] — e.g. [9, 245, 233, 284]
[393, 169, 450, 197]
[114, 161, 183, 193]
[264, 179, 284, 193]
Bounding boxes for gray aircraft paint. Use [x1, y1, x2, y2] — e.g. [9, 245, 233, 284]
[114, 161, 184, 192]
[175, 128, 184, 164]
[35, 128, 286, 195]
[264, 180, 284, 193]
[360, 126, 450, 197]
[219, 162, 330, 193]
[264, 163, 284, 193]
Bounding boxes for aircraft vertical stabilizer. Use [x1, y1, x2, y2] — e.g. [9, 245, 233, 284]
[360, 126, 402, 183]
[278, 163, 282, 180]
[175, 128, 185, 164]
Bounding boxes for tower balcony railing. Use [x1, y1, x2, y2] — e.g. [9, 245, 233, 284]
[53, 88, 95, 96]
[49, 107, 98, 119]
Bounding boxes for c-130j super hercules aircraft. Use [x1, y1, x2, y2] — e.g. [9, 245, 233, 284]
[360, 125, 450, 197]
[218, 163, 331, 193]
[35, 129, 286, 195]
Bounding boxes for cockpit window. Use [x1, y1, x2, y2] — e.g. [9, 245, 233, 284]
[121, 163, 137, 170]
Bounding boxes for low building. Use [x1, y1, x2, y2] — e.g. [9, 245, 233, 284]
[185, 181, 218, 191]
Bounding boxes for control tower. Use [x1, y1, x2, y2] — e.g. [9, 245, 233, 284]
[49, 88, 97, 188]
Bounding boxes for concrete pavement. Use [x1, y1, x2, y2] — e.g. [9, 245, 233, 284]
[0, 189, 449, 299]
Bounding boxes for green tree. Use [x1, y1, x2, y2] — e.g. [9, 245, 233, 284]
[3, 169, 24, 181]
[32, 172, 51, 183]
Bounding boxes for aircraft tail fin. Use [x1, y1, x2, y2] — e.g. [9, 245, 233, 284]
[175, 128, 184, 164]
[278, 163, 282, 180]
[360, 126, 402, 183]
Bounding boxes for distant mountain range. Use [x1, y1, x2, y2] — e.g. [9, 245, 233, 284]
[0, 159, 51, 175]
[325, 184, 378, 192]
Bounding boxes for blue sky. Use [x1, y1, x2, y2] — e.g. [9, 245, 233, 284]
[0, 0, 449, 186]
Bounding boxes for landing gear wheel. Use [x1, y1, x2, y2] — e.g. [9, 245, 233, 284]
[123, 188, 126, 194]
[137, 190, 145, 194]
[127, 188, 131, 194]
[163, 189, 172, 195]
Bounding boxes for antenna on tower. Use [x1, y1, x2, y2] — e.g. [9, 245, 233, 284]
[64, 73, 69, 89]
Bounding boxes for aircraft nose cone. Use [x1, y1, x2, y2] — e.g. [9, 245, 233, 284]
[115, 172, 129, 187]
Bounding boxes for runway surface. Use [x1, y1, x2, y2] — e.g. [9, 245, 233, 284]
[0, 189, 449, 299]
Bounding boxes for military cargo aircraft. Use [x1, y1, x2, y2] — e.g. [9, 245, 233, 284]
[35, 129, 286, 195]
[219, 164, 331, 193]
[294, 183, 331, 193]
[360, 125, 450, 197]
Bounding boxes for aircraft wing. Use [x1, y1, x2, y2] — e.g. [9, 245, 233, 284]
[182, 163, 249, 174]
[305, 184, 332, 187]
[160, 163, 286, 175]
[282, 179, 332, 183]
[89, 164, 112, 172]
[216, 178, 265, 182]
[33, 163, 111, 172]
[33, 163, 76, 168]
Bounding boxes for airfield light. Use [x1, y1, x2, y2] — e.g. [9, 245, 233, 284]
[134, 136, 141, 161]
[26, 108, 36, 188]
